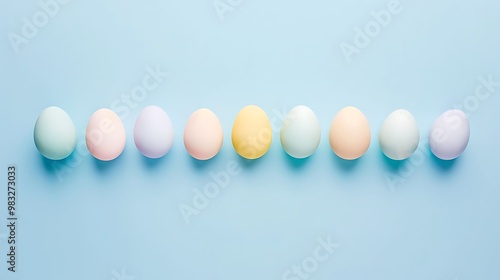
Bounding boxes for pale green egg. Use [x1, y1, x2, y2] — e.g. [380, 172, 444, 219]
[34, 106, 77, 160]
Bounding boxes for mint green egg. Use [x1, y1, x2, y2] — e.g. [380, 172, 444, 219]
[34, 106, 76, 160]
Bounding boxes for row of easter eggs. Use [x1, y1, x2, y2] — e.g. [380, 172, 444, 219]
[33, 105, 470, 162]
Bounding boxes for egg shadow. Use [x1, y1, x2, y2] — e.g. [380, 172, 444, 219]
[331, 152, 362, 172]
[380, 150, 405, 172]
[282, 150, 311, 170]
[430, 153, 459, 172]
[92, 150, 126, 173]
[39, 150, 79, 183]
[40, 155, 56, 173]
[188, 149, 224, 171]
[235, 152, 266, 170]
[40, 155, 64, 182]
[140, 151, 171, 170]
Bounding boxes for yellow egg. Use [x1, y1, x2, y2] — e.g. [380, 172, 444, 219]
[329, 106, 371, 160]
[232, 105, 272, 159]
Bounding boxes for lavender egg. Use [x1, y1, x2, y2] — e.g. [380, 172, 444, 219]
[134, 106, 174, 159]
[429, 109, 470, 160]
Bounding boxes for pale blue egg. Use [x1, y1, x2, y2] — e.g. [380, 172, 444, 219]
[280, 106, 321, 159]
[34, 106, 77, 160]
[379, 109, 420, 160]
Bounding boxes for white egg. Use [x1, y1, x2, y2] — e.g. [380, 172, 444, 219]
[379, 109, 420, 160]
[280, 106, 321, 159]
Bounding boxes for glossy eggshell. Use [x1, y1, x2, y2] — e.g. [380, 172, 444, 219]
[280, 106, 321, 159]
[184, 108, 223, 160]
[429, 109, 470, 160]
[86, 108, 126, 161]
[329, 106, 371, 160]
[134, 106, 174, 159]
[232, 105, 272, 160]
[379, 109, 420, 160]
[34, 106, 76, 160]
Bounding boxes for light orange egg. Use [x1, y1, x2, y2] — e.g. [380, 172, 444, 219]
[184, 108, 223, 160]
[329, 106, 371, 160]
[86, 108, 126, 161]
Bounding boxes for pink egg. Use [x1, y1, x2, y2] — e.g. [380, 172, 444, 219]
[134, 106, 174, 159]
[86, 108, 126, 161]
[184, 108, 223, 160]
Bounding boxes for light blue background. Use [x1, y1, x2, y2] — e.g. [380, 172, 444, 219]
[1, 0, 500, 279]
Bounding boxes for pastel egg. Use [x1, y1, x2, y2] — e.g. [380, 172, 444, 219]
[379, 109, 420, 160]
[86, 108, 126, 161]
[329, 106, 371, 160]
[429, 109, 470, 160]
[232, 105, 272, 160]
[280, 105, 321, 159]
[134, 106, 174, 159]
[33, 106, 76, 160]
[184, 108, 223, 160]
